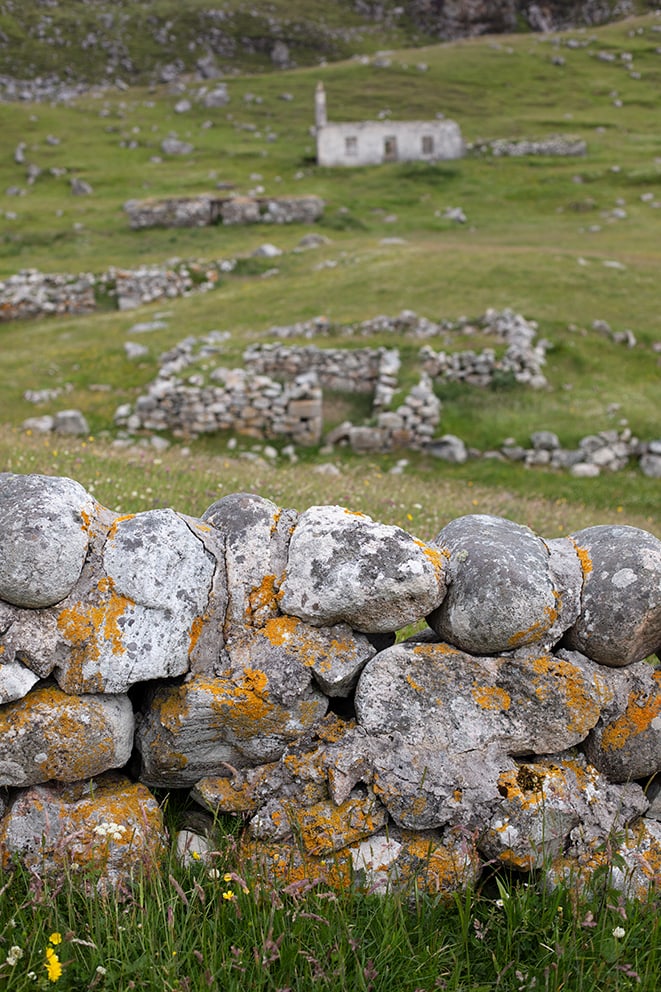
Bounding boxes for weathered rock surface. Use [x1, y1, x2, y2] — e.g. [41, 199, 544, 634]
[0, 773, 165, 887]
[427, 515, 581, 654]
[135, 666, 328, 787]
[0, 473, 95, 608]
[55, 509, 219, 693]
[564, 525, 661, 666]
[480, 754, 648, 871]
[280, 505, 447, 632]
[0, 685, 134, 786]
[547, 817, 661, 902]
[203, 493, 297, 646]
[230, 615, 375, 697]
[354, 639, 606, 829]
[582, 662, 661, 781]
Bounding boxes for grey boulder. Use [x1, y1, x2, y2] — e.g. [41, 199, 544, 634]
[427, 515, 581, 654]
[0, 473, 95, 608]
[564, 525, 661, 666]
[279, 505, 447, 632]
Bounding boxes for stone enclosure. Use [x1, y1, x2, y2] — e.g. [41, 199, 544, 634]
[0, 472, 659, 896]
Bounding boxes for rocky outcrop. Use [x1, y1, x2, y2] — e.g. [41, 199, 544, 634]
[406, 2, 636, 39]
[0, 472, 659, 895]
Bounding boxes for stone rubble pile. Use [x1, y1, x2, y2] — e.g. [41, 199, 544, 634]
[429, 429, 661, 479]
[124, 194, 325, 230]
[0, 473, 659, 896]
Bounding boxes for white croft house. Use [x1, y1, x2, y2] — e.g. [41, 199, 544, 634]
[314, 82, 464, 167]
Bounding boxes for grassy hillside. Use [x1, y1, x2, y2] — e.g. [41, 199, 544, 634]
[0, 11, 659, 533]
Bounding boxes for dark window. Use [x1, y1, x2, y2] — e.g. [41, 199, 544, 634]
[345, 136, 358, 156]
[422, 135, 434, 155]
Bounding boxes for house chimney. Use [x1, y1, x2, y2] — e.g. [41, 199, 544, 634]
[315, 81, 327, 129]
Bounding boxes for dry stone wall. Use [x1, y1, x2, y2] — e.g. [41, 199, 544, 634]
[124, 194, 324, 230]
[0, 472, 660, 896]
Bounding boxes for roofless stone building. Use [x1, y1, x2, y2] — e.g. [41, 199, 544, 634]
[314, 82, 464, 167]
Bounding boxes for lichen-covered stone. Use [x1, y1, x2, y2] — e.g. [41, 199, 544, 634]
[0, 473, 95, 608]
[582, 661, 661, 781]
[480, 755, 648, 871]
[280, 505, 447, 632]
[229, 615, 375, 697]
[203, 493, 297, 646]
[547, 818, 661, 901]
[0, 684, 134, 786]
[564, 525, 661, 666]
[136, 666, 327, 787]
[427, 515, 581, 654]
[55, 509, 217, 693]
[355, 640, 605, 829]
[0, 773, 166, 888]
[356, 641, 603, 758]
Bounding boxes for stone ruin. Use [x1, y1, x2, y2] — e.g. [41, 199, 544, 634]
[0, 472, 659, 896]
[114, 309, 545, 452]
[123, 194, 325, 230]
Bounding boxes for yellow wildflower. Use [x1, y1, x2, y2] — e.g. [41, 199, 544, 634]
[48, 933, 62, 946]
[222, 890, 235, 901]
[223, 872, 233, 882]
[44, 946, 62, 982]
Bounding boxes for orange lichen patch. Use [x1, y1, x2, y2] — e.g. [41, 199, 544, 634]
[453, 788, 463, 803]
[600, 684, 661, 752]
[472, 685, 511, 711]
[343, 509, 367, 518]
[406, 673, 424, 693]
[262, 615, 301, 646]
[269, 508, 282, 536]
[57, 576, 130, 661]
[530, 654, 599, 736]
[571, 541, 593, 577]
[496, 768, 546, 810]
[316, 714, 355, 744]
[80, 508, 93, 533]
[0, 774, 166, 878]
[188, 615, 206, 656]
[193, 522, 211, 534]
[0, 686, 118, 783]
[239, 838, 352, 890]
[156, 685, 192, 732]
[411, 796, 427, 816]
[106, 514, 136, 540]
[400, 830, 480, 897]
[248, 574, 279, 619]
[413, 642, 459, 657]
[0, 645, 4, 655]
[508, 603, 559, 648]
[293, 795, 386, 856]
[413, 539, 449, 576]
[206, 668, 277, 739]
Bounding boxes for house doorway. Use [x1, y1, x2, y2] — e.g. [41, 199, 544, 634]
[383, 136, 398, 162]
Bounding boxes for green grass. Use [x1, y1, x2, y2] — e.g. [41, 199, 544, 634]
[0, 833, 659, 991]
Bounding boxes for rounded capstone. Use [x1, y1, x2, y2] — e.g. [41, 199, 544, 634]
[279, 505, 447, 633]
[0, 473, 95, 608]
[427, 514, 578, 654]
[564, 525, 661, 666]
